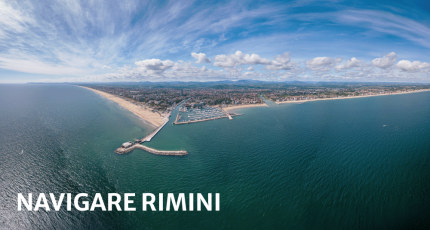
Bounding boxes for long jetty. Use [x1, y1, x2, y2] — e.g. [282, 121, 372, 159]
[115, 144, 187, 155]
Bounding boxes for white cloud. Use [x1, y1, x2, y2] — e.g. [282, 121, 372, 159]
[41, 51, 301, 82]
[213, 51, 297, 72]
[372, 52, 397, 69]
[306, 57, 334, 66]
[213, 51, 271, 68]
[64, 59, 229, 82]
[135, 59, 174, 71]
[2, 0, 430, 83]
[335, 57, 343, 63]
[0, 56, 84, 75]
[32, 50, 430, 83]
[295, 10, 430, 50]
[0, 1, 34, 34]
[265, 52, 296, 71]
[306, 57, 335, 71]
[0, 0, 286, 80]
[396, 60, 430, 72]
[191, 52, 211, 63]
[336, 10, 430, 49]
[334, 57, 363, 70]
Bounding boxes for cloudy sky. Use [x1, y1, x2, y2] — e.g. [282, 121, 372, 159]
[1, 0, 430, 83]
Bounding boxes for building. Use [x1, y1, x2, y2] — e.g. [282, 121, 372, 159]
[121, 142, 133, 148]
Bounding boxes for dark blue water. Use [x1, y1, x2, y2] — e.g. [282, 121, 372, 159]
[1, 84, 429, 229]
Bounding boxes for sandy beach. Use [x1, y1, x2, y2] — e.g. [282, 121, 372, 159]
[80, 86, 164, 127]
[276, 89, 430, 104]
[224, 103, 269, 112]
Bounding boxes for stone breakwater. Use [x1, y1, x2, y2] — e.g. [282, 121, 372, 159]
[174, 115, 229, 124]
[115, 144, 188, 156]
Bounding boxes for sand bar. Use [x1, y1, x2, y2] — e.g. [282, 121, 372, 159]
[276, 89, 430, 104]
[224, 103, 269, 112]
[80, 86, 164, 127]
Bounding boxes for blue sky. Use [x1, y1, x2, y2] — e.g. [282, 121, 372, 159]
[0, 0, 430, 83]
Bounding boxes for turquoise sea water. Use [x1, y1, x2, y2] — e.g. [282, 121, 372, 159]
[0, 84, 429, 229]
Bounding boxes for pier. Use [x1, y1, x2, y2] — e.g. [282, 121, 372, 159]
[115, 112, 188, 156]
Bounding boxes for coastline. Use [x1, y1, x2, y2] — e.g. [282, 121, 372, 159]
[80, 86, 429, 125]
[223, 103, 269, 112]
[79, 86, 164, 127]
[275, 89, 430, 104]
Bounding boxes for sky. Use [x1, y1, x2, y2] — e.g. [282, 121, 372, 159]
[0, 0, 430, 83]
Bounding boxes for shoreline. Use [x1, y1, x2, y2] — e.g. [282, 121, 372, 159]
[223, 103, 269, 112]
[275, 89, 430, 104]
[79, 86, 164, 127]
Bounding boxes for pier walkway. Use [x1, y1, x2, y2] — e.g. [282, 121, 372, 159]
[141, 117, 169, 142]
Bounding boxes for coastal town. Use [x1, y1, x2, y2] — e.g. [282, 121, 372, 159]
[79, 82, 430, 155]
[82, 84, 266, 115]
[264, 83, 430, 103]
[81, 82, 430, 113]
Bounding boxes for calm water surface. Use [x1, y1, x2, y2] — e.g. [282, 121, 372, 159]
[0, 84, 429, 229]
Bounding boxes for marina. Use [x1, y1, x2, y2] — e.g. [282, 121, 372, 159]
[174, 106, 242, 124]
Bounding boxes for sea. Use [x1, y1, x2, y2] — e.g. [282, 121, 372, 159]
[0, 84, 429, 230]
